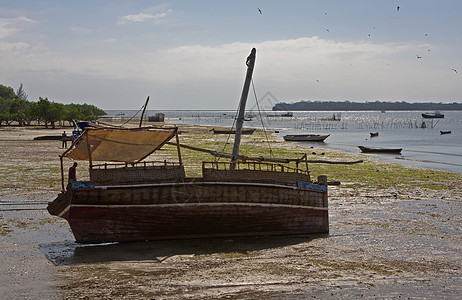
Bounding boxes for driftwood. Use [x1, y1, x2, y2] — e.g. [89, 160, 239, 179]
[166, 142, 363, 165]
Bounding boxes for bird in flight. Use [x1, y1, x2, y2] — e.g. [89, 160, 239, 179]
[452, 69, 458, 74]
[258, 8, 262, 14]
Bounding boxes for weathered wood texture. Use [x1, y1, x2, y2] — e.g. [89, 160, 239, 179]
[72, 182, 327, 208]
[90, 164, 185, 184]
[67, 204, 328, 243]
[202, 168, 311, 185]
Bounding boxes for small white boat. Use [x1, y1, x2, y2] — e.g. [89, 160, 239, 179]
[283, 134, 330, 142]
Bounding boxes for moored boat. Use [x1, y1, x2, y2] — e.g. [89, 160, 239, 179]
[212, 128, 256, 135]
[47, 48, 330, 243]
[283, 134, 330, 142]
[440, 130, 451, 135]
[358, 146, 402, 154]
[370, 132, 379, 137]
[422, 111, 444, 119]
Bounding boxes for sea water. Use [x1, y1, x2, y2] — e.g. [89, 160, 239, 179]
[105, 110, 462, 174]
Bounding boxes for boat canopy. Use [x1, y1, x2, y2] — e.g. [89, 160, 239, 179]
[64, 126, 178, 163]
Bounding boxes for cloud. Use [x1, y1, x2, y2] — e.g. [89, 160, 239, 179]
[117, 10, 173, 25]
[0, 16, 37, 39]
[0, 18, 19, 39]
[1, 35, 431, 86]
[2, 34, 449, 108]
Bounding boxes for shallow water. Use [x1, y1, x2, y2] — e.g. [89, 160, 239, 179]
[106, 110, 462, 173]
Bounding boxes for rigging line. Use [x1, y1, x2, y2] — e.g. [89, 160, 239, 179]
[251, 79, 274, 158]
[216, 105, 239, 163]
[120, 102, 147, 127]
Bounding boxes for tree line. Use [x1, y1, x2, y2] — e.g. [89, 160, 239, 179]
[0, 83, 106, 128]
[273, 100, 462, 111]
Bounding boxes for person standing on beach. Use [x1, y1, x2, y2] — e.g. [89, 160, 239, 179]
[61, 131, 68, 148]
[68, 162, 78, 183]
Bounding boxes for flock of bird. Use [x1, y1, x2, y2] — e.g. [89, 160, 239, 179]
[256, 6, 459, 77]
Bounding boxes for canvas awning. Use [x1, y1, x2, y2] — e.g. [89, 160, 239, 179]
[64, 126, 178, 163]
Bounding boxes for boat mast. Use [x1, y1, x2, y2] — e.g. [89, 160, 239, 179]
[139, 96, 150, 127]
[231, 48, 256, 169]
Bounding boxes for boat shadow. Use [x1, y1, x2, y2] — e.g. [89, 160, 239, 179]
[39, 234, 328, 266]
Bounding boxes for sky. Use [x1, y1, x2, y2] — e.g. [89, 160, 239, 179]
[1, 1, 462, 110]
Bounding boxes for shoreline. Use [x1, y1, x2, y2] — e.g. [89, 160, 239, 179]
[1, 125, 461, 299]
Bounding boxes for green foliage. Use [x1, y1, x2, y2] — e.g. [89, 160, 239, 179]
[16, 83, 28, 101]
[0, 85, 16, 100]
[0, 83, 106, 127]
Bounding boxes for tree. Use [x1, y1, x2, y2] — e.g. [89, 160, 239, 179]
[0, 84, 16, 100]
[1, 83, 107, 127]
[16, 83, 28, 101]
[35, 97, 65, 128]
[0, 85, 17, 126]
[35, 97, 52, 128]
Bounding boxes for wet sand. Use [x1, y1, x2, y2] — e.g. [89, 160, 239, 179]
[1, 126, 461, 299]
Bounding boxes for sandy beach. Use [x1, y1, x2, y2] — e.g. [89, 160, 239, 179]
[1, 124, 462, 299]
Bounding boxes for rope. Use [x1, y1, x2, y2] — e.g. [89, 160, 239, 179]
[251, 79, 274, 158]
[215, 104, 239, 162]
[120, 103, 147, 127]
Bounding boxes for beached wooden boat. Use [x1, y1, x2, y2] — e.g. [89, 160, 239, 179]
[283, 134, 330, 142]
[47, 48, 329, 243]
[358, 146, 402, 154]
[422, 111, 444, 119]
[212, 128, 255, 135]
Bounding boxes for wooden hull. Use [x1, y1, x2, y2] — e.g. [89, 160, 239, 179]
[49, 181, 328, 243]
[283, 134, 330, 142]
[358, 146, 402, 154]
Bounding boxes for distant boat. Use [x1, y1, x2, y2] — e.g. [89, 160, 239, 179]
[440, 130, 452, 135]
[370, 132, 379, 137]
[266, 112, 293, 117]
[212, 128, 255, 135]
[283, 134, 330, 142]
[422, 111, 444, 119]
[358, 146, 402, 154]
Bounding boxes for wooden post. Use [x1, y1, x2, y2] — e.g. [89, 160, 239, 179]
[60, 156, 65, 191]
[85, 131, 93, 168]
[318, 175, 327, 185]
[175, 129, 182, 165]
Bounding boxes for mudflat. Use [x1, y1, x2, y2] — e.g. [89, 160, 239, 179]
[1, 125, 461, 299]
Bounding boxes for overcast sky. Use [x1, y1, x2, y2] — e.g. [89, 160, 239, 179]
[1, 1, 462, 110]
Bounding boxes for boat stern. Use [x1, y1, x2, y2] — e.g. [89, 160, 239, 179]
[47, 189, 72, 218]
